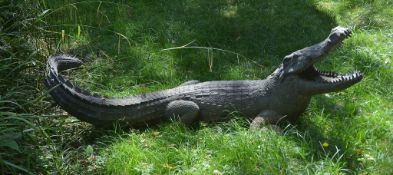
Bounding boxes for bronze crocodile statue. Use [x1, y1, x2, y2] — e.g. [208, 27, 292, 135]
[45, 26, 362, 128]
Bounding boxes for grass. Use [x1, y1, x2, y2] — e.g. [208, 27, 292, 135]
[1, 0, 392, 174]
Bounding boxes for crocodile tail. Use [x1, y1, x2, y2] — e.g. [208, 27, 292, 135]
[44, 55, 118, 126]
[47, 55, 83, 73]
[45, 55, 175, 127]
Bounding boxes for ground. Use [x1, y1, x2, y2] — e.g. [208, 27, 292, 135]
[1, 0, 392, 174]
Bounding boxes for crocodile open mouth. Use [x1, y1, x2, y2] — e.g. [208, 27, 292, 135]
[299, 65, 363, 85]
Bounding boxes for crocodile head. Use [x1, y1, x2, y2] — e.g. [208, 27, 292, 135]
[276, 26, 363, 95]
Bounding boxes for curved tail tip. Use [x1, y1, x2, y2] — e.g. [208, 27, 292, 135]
[49, 55, 83, 72]
[50, 55, 83, 64]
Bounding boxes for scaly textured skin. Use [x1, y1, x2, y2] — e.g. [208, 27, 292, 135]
[45, 26, 363, 127]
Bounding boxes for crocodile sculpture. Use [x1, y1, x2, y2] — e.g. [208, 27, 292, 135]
[45, 26, 363, 128]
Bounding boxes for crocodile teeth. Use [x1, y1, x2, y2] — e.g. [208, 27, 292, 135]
[340, 77, 345, 82]
[327, 71, 363, 84]
[317, 70, 339, 77]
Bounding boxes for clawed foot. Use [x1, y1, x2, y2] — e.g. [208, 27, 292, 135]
[251, 124, 283, 134]
[250, 116, 282, 134]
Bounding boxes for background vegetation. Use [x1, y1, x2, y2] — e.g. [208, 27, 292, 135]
[0, 0, 391, 174]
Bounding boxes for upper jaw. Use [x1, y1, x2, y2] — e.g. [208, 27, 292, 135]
[281, 26, 353, 78]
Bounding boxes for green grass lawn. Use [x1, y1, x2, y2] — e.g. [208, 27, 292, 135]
[1, 0, 392, 174]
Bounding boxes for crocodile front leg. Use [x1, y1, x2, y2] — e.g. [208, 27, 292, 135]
[165, 100, 199, 124]
[250, 110, 282, 132]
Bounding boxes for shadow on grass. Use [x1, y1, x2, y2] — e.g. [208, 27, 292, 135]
[47, 0, 337, 83]
[166, 0, 337, 80]
[135, 0, 338, 80]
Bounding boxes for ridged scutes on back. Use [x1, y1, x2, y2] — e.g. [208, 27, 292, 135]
[44, 55, 175, 126]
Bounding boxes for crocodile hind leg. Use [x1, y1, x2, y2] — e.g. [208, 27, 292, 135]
[165, 100, 199, 124]
[250, 110, 282, 132]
